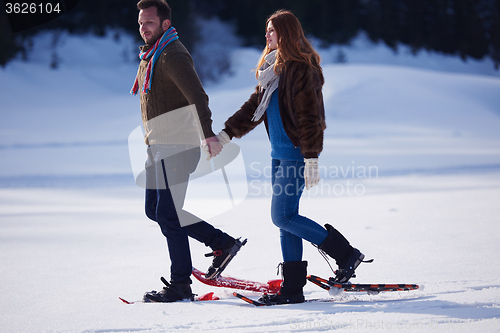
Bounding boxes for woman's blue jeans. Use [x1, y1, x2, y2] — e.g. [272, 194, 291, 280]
[271, 159, 328, 262]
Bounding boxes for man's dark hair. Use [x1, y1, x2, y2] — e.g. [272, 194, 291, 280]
[137, 0, 172, 23]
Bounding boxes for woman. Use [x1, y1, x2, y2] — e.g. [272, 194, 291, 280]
[214, 10, 368, 305]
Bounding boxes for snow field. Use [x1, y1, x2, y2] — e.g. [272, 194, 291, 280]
[1, 30, 500, 332]
[1, 171, 499, 332]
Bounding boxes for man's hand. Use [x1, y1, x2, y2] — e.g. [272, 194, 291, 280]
[202, 136, 222, 160]
[202, 131, 230, 160]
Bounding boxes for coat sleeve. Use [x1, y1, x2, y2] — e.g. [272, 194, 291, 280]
[288, 64, 326, 159]
[223, 87, 264, 139]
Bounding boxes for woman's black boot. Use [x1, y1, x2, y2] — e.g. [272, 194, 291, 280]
[319, 224, 368, 283]
[258, 261, 307, 305]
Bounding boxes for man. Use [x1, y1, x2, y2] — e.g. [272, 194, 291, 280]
[131, 0, 244, 303]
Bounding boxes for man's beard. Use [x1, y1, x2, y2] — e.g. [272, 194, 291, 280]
[143, 26, 165, 44]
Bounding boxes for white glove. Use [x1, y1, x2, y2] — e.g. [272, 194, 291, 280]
[202, 131, 230, 160]
[304, 158, 320, 190]
[216, 130, 230, 146]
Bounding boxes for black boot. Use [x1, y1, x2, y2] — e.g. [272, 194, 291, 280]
[319, 224, 367, 283]
[205, 237, 247, 279]
[143, 277, 194, 303]
[258, 261, 307, 305]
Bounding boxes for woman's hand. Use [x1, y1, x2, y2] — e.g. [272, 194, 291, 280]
[304, 158, 320, 189]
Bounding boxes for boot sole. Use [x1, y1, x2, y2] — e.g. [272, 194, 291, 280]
[333, 249, 365, 283]
[205, 238, 247, 279]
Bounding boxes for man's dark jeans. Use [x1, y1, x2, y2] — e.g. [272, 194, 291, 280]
[145, 145, 231, 283]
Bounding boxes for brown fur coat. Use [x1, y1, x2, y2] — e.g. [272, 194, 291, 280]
[223, 60, 326, 158]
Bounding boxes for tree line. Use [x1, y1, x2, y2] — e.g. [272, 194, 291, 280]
[1, 0, 499, 69]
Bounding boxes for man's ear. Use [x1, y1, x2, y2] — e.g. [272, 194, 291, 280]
[162, 19, 171, 31]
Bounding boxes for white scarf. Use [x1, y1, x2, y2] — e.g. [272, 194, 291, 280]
[252, 50, 279, 122]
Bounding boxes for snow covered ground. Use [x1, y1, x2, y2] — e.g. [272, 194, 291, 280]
[1, 30, 500, 332]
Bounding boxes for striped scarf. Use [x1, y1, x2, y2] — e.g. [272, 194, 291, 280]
[131, 27, 179, 95]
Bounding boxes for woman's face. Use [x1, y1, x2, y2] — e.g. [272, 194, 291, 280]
[265, 21, 278, 50]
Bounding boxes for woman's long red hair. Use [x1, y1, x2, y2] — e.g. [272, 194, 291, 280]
[256, 9, 322, 78]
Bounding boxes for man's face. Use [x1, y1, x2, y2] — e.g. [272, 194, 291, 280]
[138, 6, 170, 44]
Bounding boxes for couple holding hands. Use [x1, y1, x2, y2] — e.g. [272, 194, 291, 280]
[132, 0, 366, 305]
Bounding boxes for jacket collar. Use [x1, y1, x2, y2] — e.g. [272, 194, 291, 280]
[139, 44, 153, 53]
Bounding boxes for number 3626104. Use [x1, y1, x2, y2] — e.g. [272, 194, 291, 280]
[5, 2, 61, 14]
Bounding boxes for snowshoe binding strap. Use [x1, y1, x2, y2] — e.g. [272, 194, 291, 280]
[205, 250, 223, 257]
[205, 237, 247, 279]
[258, 294, 274, 306]
[160, 276, 195, 301]
[331, 253, 374, 283]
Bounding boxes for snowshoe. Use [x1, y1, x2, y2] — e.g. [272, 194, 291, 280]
[205, 237, 247, 279]
[143, 277, 194, 303]
[331, 248, 372, 283]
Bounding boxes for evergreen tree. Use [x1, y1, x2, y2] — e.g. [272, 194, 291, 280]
[1, 0, 499, 70]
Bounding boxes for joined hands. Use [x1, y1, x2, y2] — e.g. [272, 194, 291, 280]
[202, 131, 230, 160]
